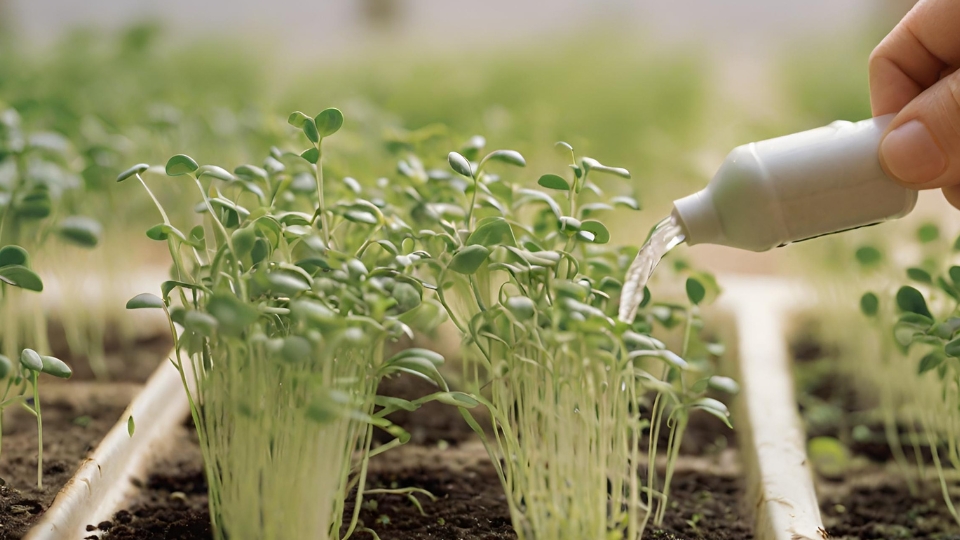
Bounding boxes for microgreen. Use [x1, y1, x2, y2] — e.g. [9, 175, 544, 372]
[856, 223, 960, 526]
[121, 109, 458, 540]
[401, 135, 732, 538]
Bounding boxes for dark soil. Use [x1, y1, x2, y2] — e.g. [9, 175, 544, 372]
[98, 439, 753, 540]
[49, 329, 172, 383]
[820, 476, 960, 539]
[790, 331, 960, 538]
[95, 366, 752, 540]
[0, 383, 136, 539]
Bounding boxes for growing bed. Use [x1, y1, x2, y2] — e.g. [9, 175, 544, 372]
[8, 277, 822, 540]
[791, 317, 960, 539]
[86, 371, 752, 540]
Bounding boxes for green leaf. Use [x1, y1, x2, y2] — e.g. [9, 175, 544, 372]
[936, 317, 960, 339]
[0, 245, 28, 268]
[859, 292, 879, 316]
[127, 416, 135, 437]
[516, 189, 562, 218]
[854, 246, 882, 266]
[0, 355, 11, 379]
[58, 216, 102, 247]
[161, 280, 205, 298]
[907, 267, 932, 284]
[946, 337, 960, 357]
[807, 436, 850, 478]
[126, 293, 164, 309]
[16, 189, 51, 218]
[449, 245, 490, 274]
[434, 392, 480, 408]
[40, 355, 71, 379]
[938, 277, 960, 302]
[165, 154, 199, 176]
[0, 265, 43, 291]
[234, 164, 267, 181]
[116, 163, 149, 182]
[918, 223, 940, 243]
[197, 165, 234, 181]
[467, 217, 517, 248]
[302, 120, 320, 143]
[484, 149, 525, 167]
[383, 352, 448, 389]
[314, 108, 344, 138]
[689, 397, 732, 428]
[896, 286, 931, 318]
[610, 195, 641, 210]
[386, 348, 445, 367]
[206, 294, 259, 335]
[579, 220, 610, 244]
[954, 234, 960, 251]
[286, 145, 314, 164]
[281, 335, 312, 362]
[707, 376, 740, 394]
[950, 266, 960, 287]
[184, 310, 218, 337]
[581, 157, 630, 179]
[919, 352, 946, 373]
[231, 226, 256, 258]
[263, 272, 311, 296]
[145, 223, 189, 243]
[505, 296, 536, 321]
[287, 111, 310, 128]
[537, 174, 570, 191]
[447, 151, 473, 177]
[630, 349, 688, 370]
[20, 349, 42, 372]
[685, 277, 706, 305]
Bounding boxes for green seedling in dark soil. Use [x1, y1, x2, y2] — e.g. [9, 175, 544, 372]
[0, 348, 71, 489]
[121, 108, 464, 540]
[858, 222, 960, 526]
[398, 135, 735, 539]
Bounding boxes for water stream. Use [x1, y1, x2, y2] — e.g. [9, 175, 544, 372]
[617, 213, 685, 324]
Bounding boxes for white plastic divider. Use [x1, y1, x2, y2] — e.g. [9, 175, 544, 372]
[24, 356, 189, 540]
[719, 275, 827, 540]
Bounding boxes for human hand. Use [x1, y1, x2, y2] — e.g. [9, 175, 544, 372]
[870, 0, 960, 208]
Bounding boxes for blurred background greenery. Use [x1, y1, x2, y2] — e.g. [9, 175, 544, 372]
[0, 0, 927, 279]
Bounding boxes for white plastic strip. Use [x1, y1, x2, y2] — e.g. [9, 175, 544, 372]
[24, 356, 189, 540]
[719, 275, 826, 540]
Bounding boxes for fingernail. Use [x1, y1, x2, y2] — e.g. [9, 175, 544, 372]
[880, 120, 947, 184]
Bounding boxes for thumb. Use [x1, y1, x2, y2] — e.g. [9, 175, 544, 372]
[879, 68, 960, 193]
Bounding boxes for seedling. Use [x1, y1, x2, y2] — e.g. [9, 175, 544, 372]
[403, 137, 734, 539]
[0, 348, 72, 489]
[121, 109, 460, 540]
[857, 223, 960, 525]
[0, 105, 105, 378]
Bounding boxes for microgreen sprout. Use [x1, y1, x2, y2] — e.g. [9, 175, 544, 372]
[0, 348, 72, 489]
[401, 136, 734, 539]
[856, 222, 960, 526]
[0, 105, 104, 367]
[121, 109, 462, 540]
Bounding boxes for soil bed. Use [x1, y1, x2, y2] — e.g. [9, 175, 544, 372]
[48, 327, 171, 383]
[0, 383, 138, 539]
[94, 371, 753, 540]
[790, 327, 960, 539]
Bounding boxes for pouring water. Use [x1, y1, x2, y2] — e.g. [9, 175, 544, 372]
[617, 213, 685, 324]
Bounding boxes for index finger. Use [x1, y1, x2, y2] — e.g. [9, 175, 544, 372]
[869, 0, 960, 116]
